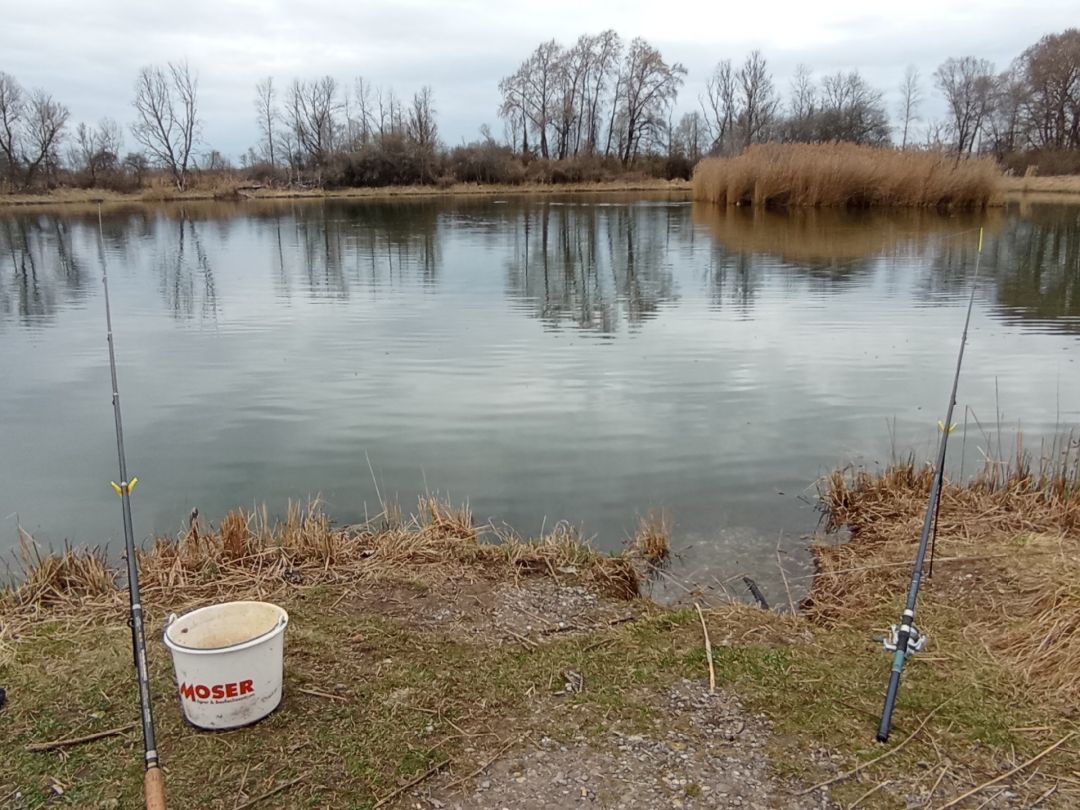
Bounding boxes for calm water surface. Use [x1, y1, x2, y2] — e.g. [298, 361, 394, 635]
[1, 196, 1077, 595]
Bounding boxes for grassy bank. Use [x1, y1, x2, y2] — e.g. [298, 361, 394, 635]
[693, 143, 1002, 209]
[0, 179, 690, 208]
[1000, 174, 1080, 198]
[2, 460, 1079, 808]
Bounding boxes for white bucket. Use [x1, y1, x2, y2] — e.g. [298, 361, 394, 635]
[163, 601, 288, 730]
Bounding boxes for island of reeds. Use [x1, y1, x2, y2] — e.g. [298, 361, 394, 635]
[692, 143, 1002, 209]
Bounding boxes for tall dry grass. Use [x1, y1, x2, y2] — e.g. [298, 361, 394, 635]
[693, 143, 1002, 209]
[813, 431, 1080, 706]
[0, 497, 645, 631]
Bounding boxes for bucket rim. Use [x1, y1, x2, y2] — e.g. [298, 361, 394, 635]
[163, 600, 288, 655]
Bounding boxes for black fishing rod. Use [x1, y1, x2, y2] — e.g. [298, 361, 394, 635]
[97, 209, 167, 810]
[875, 227, 984, 743]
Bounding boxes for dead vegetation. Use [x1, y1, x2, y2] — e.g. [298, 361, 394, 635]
[0, 178, 691, 208]
[812, 432, 1080, 707]
[6, 444, 1080, 807]
[693, 143, 1002, 209]
[0, 497, 645, 635]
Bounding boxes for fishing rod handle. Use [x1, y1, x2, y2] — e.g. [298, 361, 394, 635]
[877, 666, 902, 742]
[144, 765, 166, 810]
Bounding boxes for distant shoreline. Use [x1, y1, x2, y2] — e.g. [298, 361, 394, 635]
[0, 179, 692, 209]
[4, 174, 1078, 211]
[999, 174, 1080, 199]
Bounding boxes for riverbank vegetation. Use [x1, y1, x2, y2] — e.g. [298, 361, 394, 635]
[692, 143, 1002, 208]
[3, 442, 1079, 808]
[2, 29, 1079, 200]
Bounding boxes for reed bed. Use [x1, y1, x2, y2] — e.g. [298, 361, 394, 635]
[693, 143, 1002, 209]
[0, 497, 660, 637]
[811, 432, 1080, 705]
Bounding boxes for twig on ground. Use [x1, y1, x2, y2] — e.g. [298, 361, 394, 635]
[936, 732, 1075, 809]
[445, 735, 522, 791]
[502, 628, 539, 649]
[298, 687, 348, 702]
[694, 602, 716, 694]
[373, 760, 450, 808]
[25, 722, 137, 752]
[798, 698, 951, 795]
[926, 764, 950, 806]
[850, 779, 891, 808]
[234, 775, 304, 810]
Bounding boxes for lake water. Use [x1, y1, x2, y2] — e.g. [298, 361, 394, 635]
[1, 195, 1077, 597]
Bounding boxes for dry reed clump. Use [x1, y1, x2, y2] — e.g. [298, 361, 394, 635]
[692, 143, 1002, 209]
[625, 510, 672, 567]
[0, 498, 644, 627]
[810, 448, 1080, 704]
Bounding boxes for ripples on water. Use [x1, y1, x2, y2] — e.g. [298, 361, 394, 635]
[1, 196, 1077, 596]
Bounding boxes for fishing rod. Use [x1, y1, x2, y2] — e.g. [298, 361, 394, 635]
[97, 209, 167, 810]
[875, 227, 984, 743]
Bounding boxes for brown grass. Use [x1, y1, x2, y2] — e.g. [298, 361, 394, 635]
[693, 143, 1002, 209]
[625, 509, 672, 567]
[0, 179, 691, 208]
[0, 497, 641, 629]
[812, 435, 1080, 706]
[1001, 174, 1080, 197]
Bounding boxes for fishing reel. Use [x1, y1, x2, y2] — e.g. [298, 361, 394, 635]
[882, 624, 927, 657]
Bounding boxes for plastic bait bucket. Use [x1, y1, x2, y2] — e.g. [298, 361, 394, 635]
[163, 601, 288, 730]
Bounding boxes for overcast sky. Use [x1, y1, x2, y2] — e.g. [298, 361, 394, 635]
[1, 0, 1076, 160]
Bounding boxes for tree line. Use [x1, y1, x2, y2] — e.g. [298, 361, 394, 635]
[0, 27, 1077, 193]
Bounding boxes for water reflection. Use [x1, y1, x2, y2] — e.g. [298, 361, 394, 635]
[504, 201, 678, 332]
[992, 204, 1080, 332]
[2, 198, 1076, 336]
[160, 215, 219, 320]
[1, 214, 90, 325]
[0, 196, 1077, 582]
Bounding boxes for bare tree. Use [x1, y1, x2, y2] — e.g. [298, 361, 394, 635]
[72, 118, 122, 185]
[254, 77, 278, 167]
[407, 85, 438, 148]
[353, 77, 375, 146]
[519, 40, 562, 159]
[817, 70, 890, 145]
[498, 69, 529, 154]
[898, 65, 922, 148]
[131, 61, 199, 190]
[375, 86, 403, 138]
[553, 38, 589, 159]
[581, 30, 621, 155]
[616, 38, 686, 163]
[0, 71, 25, 187]
[21, 90, 69, 188]
[701, 59, 737, 153]
[986, 67, 1028, 156]
[736, 51, 779, 148]
[289, 76, 339, 168]
[784, 63, 817, 142]
[1016, 29, 1080, 149]
[934, 56, 997, 155]
[671, 111, 706, 162]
